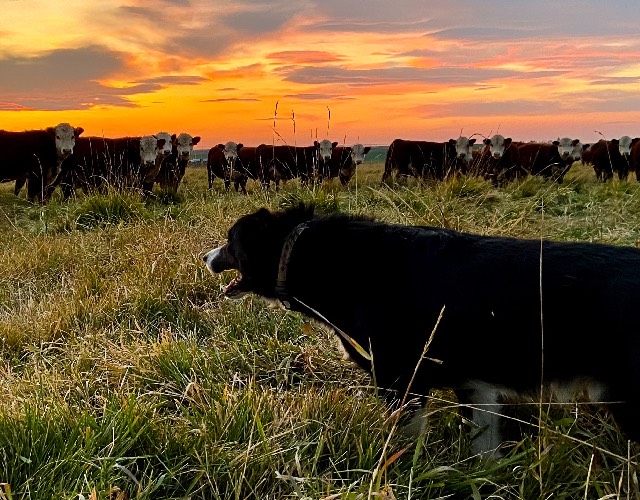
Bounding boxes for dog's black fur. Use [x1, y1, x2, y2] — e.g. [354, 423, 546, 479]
[204, 204, 640, 454]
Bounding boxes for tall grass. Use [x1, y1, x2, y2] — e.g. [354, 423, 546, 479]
[0, 160, 639, 498]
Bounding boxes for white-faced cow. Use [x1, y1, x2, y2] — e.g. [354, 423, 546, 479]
[517, 138, 582, 183]
[581, 136, 640, 181]
[5, 123, 83, 203]
[207, 141, 245, 192]
[329, 144, 372, 185]
[54, 135, 165, 198]
[476, 134, 523, 185]
[314, 139, 338, 184]
[382, 137, 476, 184]
[156, 132, 201, 193]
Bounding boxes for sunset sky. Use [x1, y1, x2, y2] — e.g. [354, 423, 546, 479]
[2, 0, 640, 149]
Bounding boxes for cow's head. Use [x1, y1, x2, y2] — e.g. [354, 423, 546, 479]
[217, 141, 244, 173]
[51, 122, 83, 159]
[350, 143, 371, 165]
[451, 136, 476, 162]
[483, 134, 511, 159]
[616, 136, 634, 157]
[155, 132, 176, 158]
[315, 139, 337, 164]
[176, 133, 201, 160]
[140, 135, 166, 168]
[552, 137, 578, 161]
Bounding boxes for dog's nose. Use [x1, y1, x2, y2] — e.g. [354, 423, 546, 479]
[203, 254, 208, 263]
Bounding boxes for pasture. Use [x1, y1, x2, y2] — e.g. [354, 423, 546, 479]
[1, 156, 640, 499]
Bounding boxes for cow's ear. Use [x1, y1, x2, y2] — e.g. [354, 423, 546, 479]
[332, 141, 338, 148]
[469, 139, 476, 145]
[237, 143, 244, 151]
[582, 144, 590, 150]
[192, 136, 201, 145]
[314, 140, 319, 147]
[611, 139, 619, 145]
[157, 138, 167, 148]
[75, 127, 84, 137]
[504, 138, 512, 146]
[632, 137, 640, 145]
[572, 139, 580, 146]
[217, 144, 225, 150]
[483, 138, 491, 145]
[364, 146, 371, 153]
[552, 140, 560, 146]
[448, 138, 456, 145]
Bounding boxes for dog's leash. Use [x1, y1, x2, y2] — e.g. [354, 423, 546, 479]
[275, 222, 372, 363]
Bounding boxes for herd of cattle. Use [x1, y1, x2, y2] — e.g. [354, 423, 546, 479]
[383, 134, 640, 186]
[1, 124, 640, 204]
[0, 124, 201, 203]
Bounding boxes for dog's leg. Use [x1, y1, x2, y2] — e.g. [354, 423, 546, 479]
[465, 381, 506, 457]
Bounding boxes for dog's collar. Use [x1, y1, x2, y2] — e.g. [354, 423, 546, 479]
[275, 222, 309, 309]
[274, 222, 373, 363]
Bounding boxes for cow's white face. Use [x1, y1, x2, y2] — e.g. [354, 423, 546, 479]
[454, 136, 476, 162]
[554, 137, 576, 160]
[219, 141, 243, 170]
[176, 133, 201, 159]
[350, 143, 371, 165]
[569, 139, 583, 161]
[155, 132, 175, 157]
[53, 122, 82, 159]
[140, 135, 162, 166]
[316, 139, 334, 163]
[618, 136, 633, 156]
[485, 134, 511, 159]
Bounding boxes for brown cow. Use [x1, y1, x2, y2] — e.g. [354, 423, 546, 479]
[54, 135, 165, 198]
[156, 133, 201, 193]
[581, 137, 639, 181]
[475, 135, 523, 186]
[207, 142, 244, 192]
[5, 123, 83, 203]
[631, 140, 640, 181]
[382, 137, 475, 184]
[256, 144, 317, 190]
[517, 138, 581, 183]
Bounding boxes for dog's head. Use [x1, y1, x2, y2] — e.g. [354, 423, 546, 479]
[203, 203, 315, 298]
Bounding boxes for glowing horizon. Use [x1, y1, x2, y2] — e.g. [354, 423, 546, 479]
[2, 1, 640, 149]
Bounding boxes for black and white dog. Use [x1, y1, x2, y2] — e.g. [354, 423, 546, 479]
[203, 203, 640, 455]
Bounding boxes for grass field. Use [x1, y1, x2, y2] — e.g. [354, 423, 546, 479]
[1, 158, 640, 499]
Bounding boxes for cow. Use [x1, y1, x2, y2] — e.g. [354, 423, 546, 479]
[314, 139, 338, 184]
[328, 144, 372, 185]
[207, 142, 244, 192]
[234, 146, 260, 194]
[475, 135, 523, 186]
[140, 132, 177, 195]
[256, 144, 317, 190]
[517, 138, 582, 183]
[631, 139, 640, 182]
[54, 135, 166, 198]
[382, 137, 476, 184]
[5, 123, 83, 203]
[581, 137, 639, 181]
[156, 132, 201, 193]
